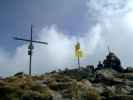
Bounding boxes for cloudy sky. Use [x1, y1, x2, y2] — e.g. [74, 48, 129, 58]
[0, 0, 133, 76]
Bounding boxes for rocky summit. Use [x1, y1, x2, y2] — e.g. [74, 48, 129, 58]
[0, 52, 133, 100]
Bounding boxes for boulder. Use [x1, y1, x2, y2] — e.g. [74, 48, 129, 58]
[103, 52, 124, 72]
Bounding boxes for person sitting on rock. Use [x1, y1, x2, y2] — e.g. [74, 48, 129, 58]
[97, 61, 103, 69]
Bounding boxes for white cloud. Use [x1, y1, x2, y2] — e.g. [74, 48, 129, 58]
[87, 0, 129, 17]
[87, 0, 133, 67]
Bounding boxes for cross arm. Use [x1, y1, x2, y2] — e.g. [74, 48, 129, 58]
[13, 37, 48, 45]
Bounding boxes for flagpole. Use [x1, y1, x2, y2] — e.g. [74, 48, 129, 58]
[78, 55, 80, 69]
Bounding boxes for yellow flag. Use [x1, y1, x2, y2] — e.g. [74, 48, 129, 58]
[75, 42, 83, 58]
[75, 42, 80, 51]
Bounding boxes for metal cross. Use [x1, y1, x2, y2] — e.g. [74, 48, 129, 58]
[14, 25, 48, 75]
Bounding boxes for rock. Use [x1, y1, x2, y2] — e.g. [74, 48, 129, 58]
[81, 79, 92, 87]
[21, 90, 52, 100]
[14, 72, 24, 77]
[52, 91, 63, 100]
[96, 68, 118, 79]
[108, 95, 133, 100]
[86, 65, 95, 73]
[124, 73, 133, 81]
[94, 83, 106, 94]
[125, 67, 133, 73]
[77, 80, 92, 91]
[95, 69, 126, 85]
[103, 52, 124, 72]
